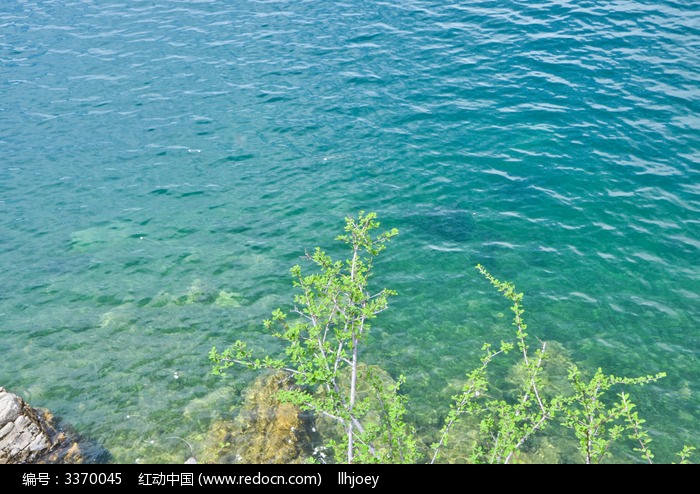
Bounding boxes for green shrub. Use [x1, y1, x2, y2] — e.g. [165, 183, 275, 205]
[210, 211, 693, 464]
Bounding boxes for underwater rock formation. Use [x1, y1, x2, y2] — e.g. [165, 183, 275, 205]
[198, 371, 318, 464]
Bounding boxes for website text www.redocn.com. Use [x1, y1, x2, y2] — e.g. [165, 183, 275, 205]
[197, 472, 322, 487]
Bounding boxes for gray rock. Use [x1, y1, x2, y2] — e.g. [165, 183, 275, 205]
[0, 387, 84, 464]
[0, 391, 22, 423]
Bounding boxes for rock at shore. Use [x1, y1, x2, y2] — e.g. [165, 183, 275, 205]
[0, 387, 85, 464]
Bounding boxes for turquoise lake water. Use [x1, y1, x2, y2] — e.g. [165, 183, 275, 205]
[1, 0, 698, 463]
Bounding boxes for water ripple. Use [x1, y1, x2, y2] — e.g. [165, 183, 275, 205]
[1, 0, 698, 463]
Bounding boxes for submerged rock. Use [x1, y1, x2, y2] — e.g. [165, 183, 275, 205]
[199, 364, 419, 464]
[0, 387, 86, 464]
[198, 371, 318, 464]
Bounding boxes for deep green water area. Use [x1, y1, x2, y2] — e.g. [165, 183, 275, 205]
[1, 1, 698, 463]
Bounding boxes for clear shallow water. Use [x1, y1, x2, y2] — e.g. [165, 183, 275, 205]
[1, 0, 698, 463]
